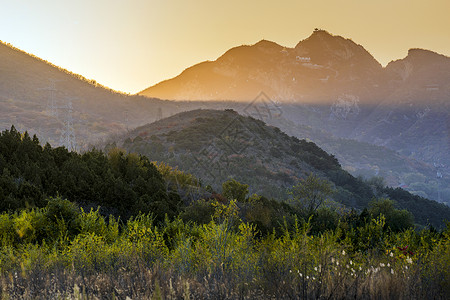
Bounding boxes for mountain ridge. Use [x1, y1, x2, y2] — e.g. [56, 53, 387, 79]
[139, 29, 449, 104]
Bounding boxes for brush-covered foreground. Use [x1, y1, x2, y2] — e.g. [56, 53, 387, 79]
[0, 198, 449, 299]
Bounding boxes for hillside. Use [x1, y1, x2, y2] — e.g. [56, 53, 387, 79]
[110, 109, 450, 227]
[0, 41, 184, 150]
[262, 116, 450, 203]
[134, 99, 448, 203]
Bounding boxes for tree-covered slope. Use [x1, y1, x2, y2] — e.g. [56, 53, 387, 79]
[0, 126, 180, 220]
[110, 109, 450, 227]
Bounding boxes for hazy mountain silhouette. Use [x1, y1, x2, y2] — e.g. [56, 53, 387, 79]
[139, 30, 387, 102]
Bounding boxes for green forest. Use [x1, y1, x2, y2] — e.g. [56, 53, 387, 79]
[0, 126, 449, 299]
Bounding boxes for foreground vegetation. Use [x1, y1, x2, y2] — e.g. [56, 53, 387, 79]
[0, 197, 449, 299]
[0, 126, 449, 299]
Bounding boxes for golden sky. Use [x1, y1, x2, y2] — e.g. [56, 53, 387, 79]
[1, 0, 449, 93]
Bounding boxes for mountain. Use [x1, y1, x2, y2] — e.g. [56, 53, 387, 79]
[350, 48, 450, 162]
[109, 109, 450, 228]
[0, 41, 185, 150]
[139, 30, 385, 103]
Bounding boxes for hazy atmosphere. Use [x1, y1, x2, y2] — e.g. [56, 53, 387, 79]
[1, 0, 450, 93]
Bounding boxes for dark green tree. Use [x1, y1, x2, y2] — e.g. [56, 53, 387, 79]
[289, 173, 334, 216]
[222, 178, 249, 202]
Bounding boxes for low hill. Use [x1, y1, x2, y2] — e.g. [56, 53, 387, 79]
[110, 109, 450, 228]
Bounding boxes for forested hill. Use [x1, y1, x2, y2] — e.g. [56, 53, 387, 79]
[109, 109, 450, 228]
[0, 126, 180, 220]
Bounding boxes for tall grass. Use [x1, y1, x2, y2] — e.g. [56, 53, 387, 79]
[0, 202, 448, 299]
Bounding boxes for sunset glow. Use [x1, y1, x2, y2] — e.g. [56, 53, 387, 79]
[1, 0, 449, 93]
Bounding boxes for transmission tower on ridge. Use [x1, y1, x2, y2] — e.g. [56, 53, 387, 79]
[59, 98, 77, 152]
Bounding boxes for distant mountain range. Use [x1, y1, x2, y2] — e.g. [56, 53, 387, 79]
[138, 29, 449, 199]
[139, 29, 449, 106]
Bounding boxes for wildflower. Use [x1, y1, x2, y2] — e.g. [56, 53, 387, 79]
[359, 266, 362, 271]
[331, 257, 335, 264]
[299, 272, 303, 277]
[342, 250, 346, 256]
[391, 269, 394, 275]
[346, 264, 350, 269]
[387, 263, 390, 267]
[314, 267, 317, 271]
[380, 263, 385, 267]
[350, 260, 353, 265]
[306, 276, 309, 279]
[406, 257, 413, 264]
[390, 252, 394, 257]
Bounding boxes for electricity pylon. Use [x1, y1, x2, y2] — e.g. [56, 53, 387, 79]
[59, 98, 77, 152]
